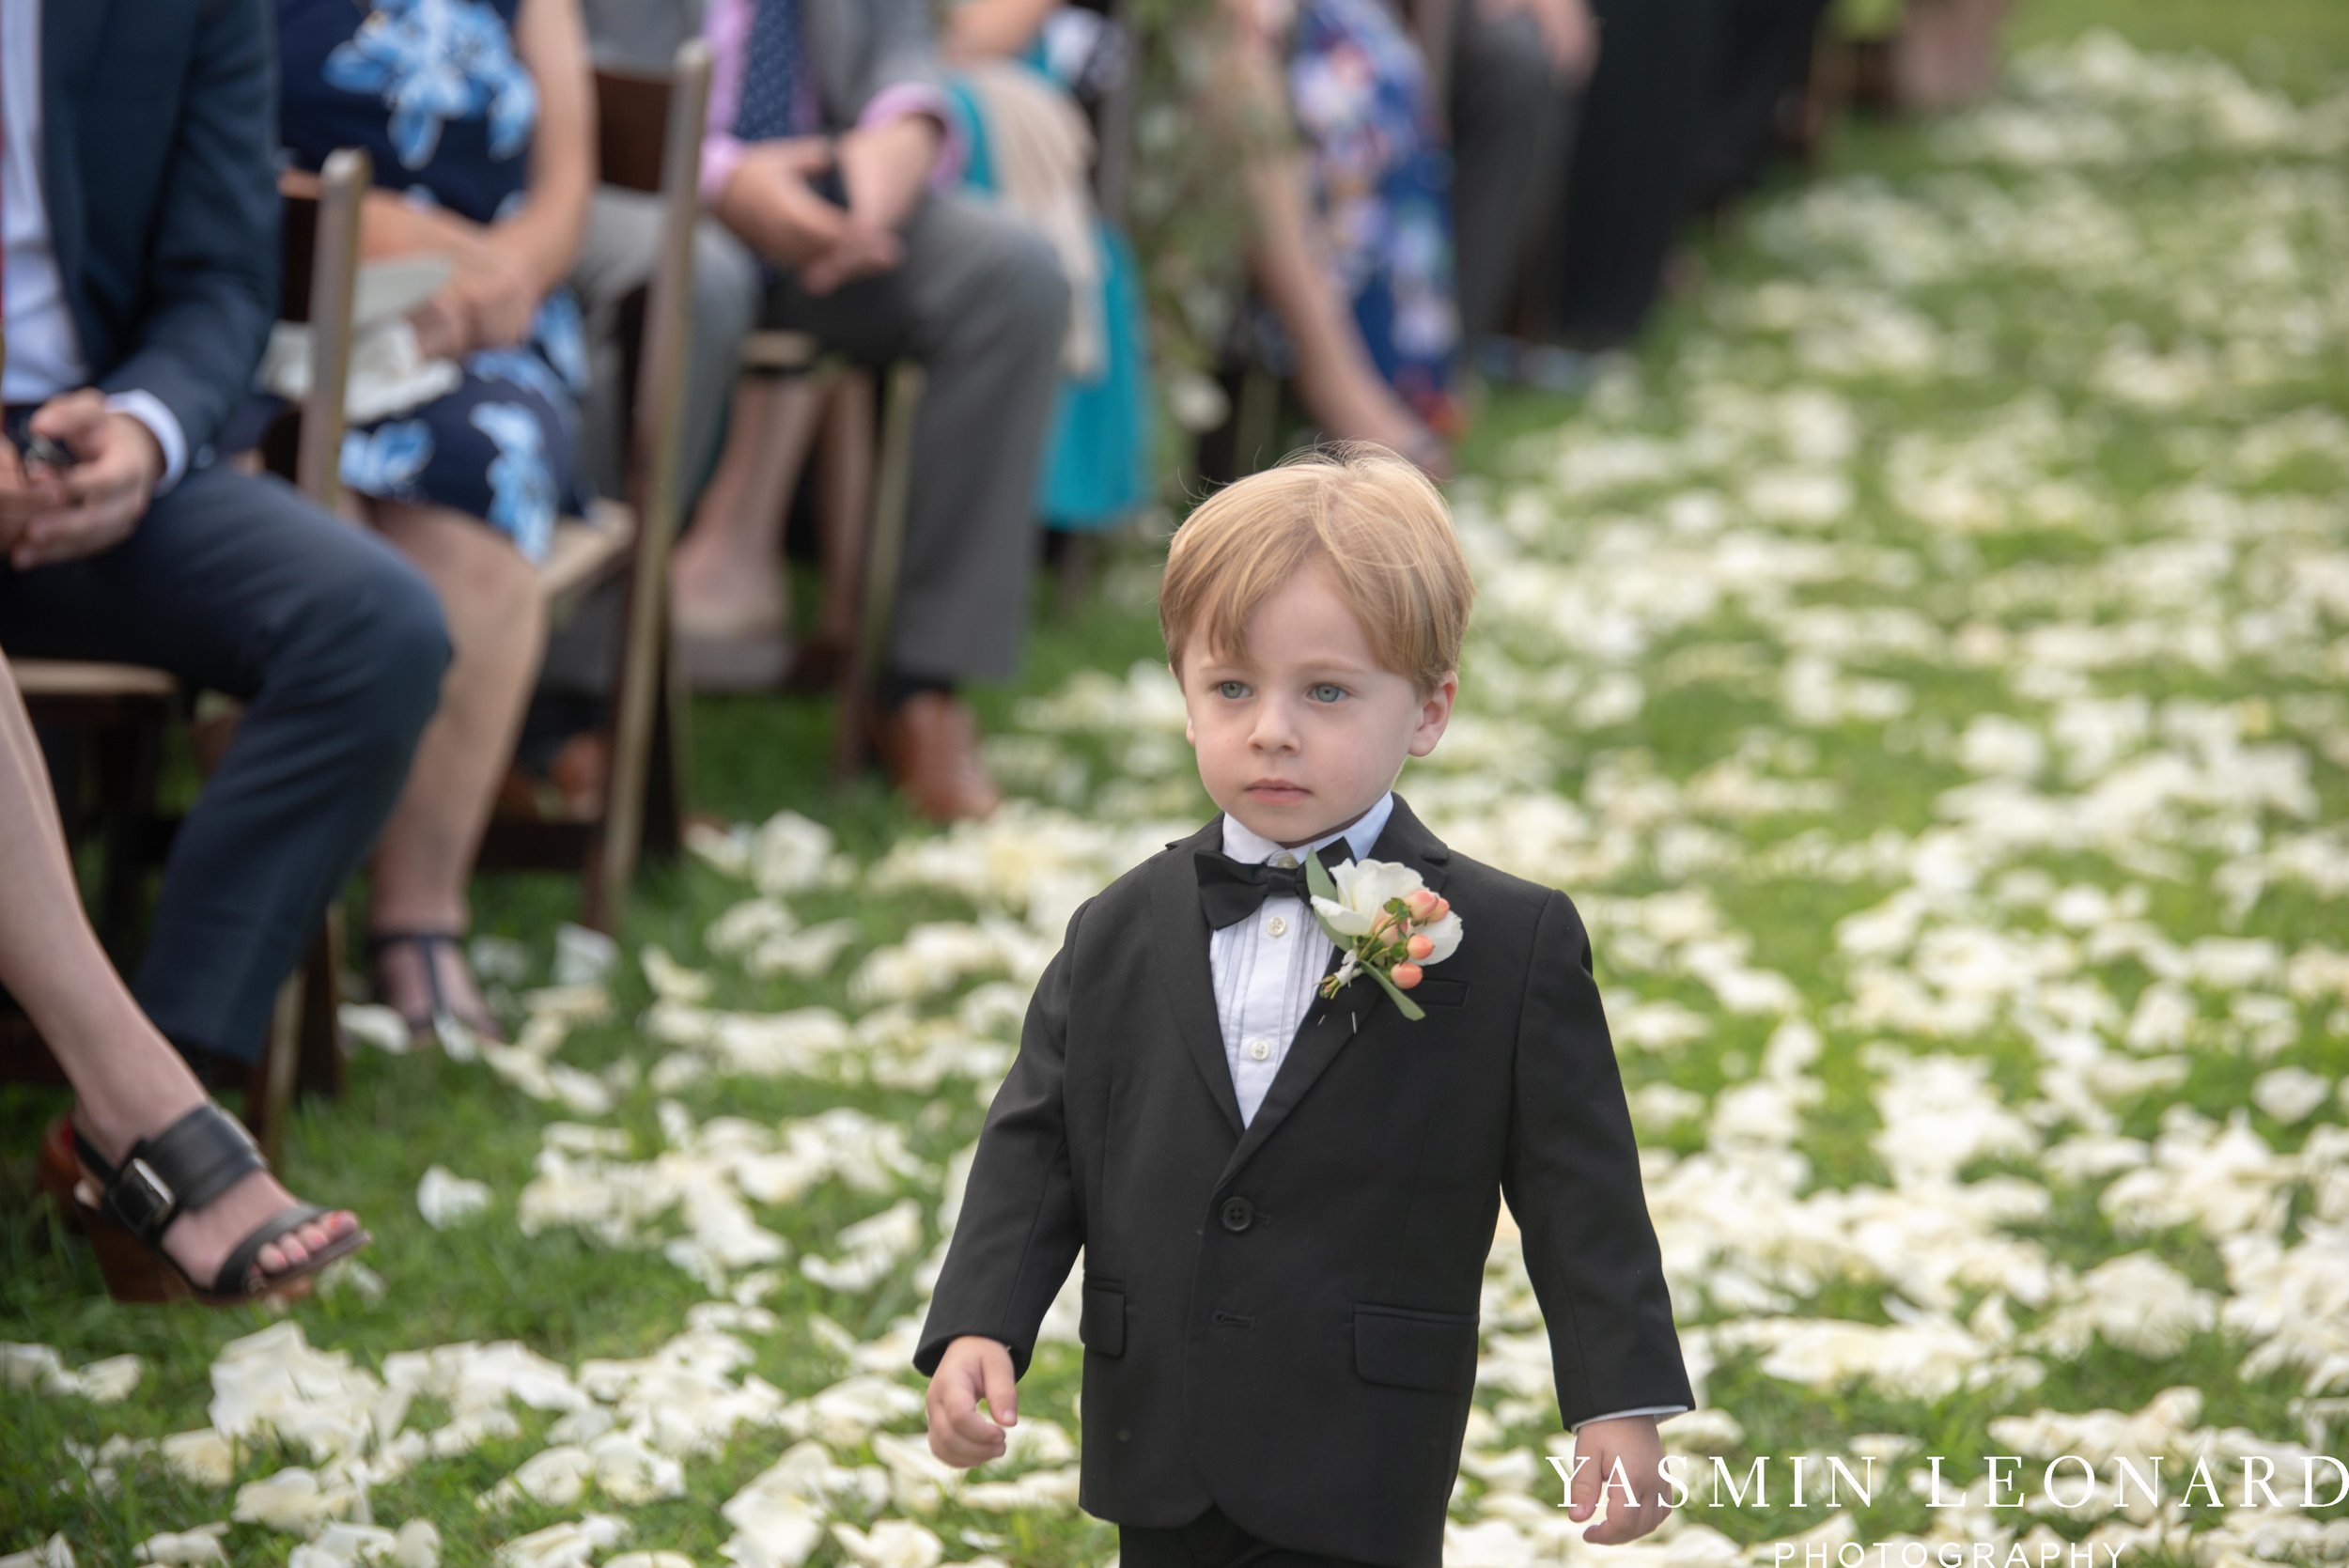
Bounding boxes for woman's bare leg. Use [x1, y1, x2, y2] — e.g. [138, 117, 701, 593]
[670, 372, 828, 636]
[0, 660, 354, 1280]
[364, 501, 547, 1033]
[1222, 2, 1450, 472]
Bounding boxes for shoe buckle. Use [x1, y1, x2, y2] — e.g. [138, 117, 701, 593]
[110, 1157, 179, 1237]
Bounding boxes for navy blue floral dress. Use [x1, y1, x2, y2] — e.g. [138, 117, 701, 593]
[278, 0, 588, 563]
[1286, 0, 1461, 432]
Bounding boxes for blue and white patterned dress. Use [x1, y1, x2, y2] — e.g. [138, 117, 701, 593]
[1286, 0, 1461, 431]
[278, 0, 587, 562]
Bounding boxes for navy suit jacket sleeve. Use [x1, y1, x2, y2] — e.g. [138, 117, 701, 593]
[98, 0, 280, 463]
[1502, 889, 1696, 1430]
[913, 898, 1091, 1380]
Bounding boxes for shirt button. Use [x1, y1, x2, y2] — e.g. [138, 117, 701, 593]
[1247, 1038, 1271, 1061]
[1271, 852, 1298, 868]
[1266, 915, 1288, 938]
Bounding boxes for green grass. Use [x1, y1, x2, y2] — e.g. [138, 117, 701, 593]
[7, 2, 2349, 1562]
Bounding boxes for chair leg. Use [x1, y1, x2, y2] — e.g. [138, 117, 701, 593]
[249, 964, 308, 1166]
[92, 712, 166, 965]
[832, 362, 925, 786]
[296, 908, 346, 1102]
[1053, 533, 1099, 619]
[814, 374, 875, 660]
[1235, 365, 1281, 477]
[643, 651, 687, 861]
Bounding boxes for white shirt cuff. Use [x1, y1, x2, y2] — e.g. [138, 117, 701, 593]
[106, 391, 190, 494]
[1570, 1405, 1688, 1432]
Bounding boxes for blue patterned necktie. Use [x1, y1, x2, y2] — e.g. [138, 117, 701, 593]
[734, 0, 808, 143]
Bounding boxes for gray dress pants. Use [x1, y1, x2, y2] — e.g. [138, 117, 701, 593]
[1446, 2, 1582, 341]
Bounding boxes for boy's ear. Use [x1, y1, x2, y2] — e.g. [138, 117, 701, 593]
[1408, 671, 1458, 758]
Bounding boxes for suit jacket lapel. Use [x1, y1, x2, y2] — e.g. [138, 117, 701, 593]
[1151, 815, 1248, 1137]
[39, 0, 110, 315]
[1210, 796, 1453, 1193]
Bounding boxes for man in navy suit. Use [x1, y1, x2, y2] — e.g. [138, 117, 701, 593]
[0, 0, 449, 1071]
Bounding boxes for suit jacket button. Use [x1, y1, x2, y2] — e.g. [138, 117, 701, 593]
[1220, 1196, 1254, 1233]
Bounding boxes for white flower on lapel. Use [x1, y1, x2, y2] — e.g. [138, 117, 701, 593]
[1305, 857, 1464, 1022]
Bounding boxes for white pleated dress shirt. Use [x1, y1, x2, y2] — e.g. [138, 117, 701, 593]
[1206, 788, 1687, 1434]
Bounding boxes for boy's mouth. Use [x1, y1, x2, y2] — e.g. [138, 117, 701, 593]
[1246, 780, 1310, 802]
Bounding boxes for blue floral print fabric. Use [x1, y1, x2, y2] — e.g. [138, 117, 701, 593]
[279, 0, 587, 561]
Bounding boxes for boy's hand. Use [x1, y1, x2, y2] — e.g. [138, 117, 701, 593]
[1563, 1415, 1672, 1545]
[926, 1335, 1019, 1467]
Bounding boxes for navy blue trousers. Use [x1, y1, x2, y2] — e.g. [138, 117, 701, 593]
[0, 461, 449, 1063]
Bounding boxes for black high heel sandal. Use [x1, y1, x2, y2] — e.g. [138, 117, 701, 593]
[365, 929, 506, 1050]
[65, 1102, 372, 1305]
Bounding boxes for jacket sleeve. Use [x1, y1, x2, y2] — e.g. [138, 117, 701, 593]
[912, 897, 1090, 1380]
[1501, 888, 1697, 1430]
[97, 0, 279, 467]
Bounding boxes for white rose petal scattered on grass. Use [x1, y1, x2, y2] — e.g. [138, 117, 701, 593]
[415, 1166, 493, 1229]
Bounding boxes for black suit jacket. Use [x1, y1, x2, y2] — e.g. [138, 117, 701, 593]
[915, 796, 1693, 1568]
[39, 0, 278, 466]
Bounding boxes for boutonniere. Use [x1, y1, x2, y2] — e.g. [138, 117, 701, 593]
[1304, 857, 1464, 1021]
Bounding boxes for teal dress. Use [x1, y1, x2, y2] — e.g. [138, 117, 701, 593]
[946, 60, 1154, 534]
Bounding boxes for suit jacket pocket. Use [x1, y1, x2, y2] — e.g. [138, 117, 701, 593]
[1081, 1283, 1127, 1358]
[1411, 976, 1470, 1008]
[1353, 1303, 1479, 1393]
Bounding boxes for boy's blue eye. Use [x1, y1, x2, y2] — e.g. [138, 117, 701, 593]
[1309, 683, 1346, 703]
[1217, 680, 1249, 699]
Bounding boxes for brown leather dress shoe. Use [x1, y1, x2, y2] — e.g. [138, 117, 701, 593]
[876, 691, 1004, 823]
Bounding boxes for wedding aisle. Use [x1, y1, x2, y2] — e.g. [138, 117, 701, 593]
[8, 18, 2349, 1568]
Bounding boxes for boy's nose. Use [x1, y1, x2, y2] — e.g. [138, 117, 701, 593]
[1250, 703, 1299, 751]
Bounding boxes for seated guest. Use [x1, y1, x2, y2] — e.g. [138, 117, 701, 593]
[943, 0, 1155, 537]
[1541, 0, 1713, 350]
[0, 0, 449, 1078]
[276, 0, 598, 1046]
[1409, 0, 1595, 367]
[686, 0, 1073, 823]
[1221, 0, 1463, 476]
[1687, 0, 1834, 217]
[0, 656, 368, 1304]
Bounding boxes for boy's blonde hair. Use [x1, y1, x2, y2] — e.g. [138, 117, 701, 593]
[1160, 443, 1474, 696]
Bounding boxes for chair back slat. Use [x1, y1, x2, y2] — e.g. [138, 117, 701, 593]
[595, 64, 677, 195]
[289, 148, 370, 508]
[587, 40, 709, 925]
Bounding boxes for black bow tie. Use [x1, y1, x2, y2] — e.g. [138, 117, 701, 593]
[1194, 842, 1354, 930]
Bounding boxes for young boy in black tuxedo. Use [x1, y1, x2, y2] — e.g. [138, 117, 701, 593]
[914, 444, 1694, 1568]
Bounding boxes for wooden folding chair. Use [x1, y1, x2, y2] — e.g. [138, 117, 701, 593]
[474, 41, 711, 932]
[0, 148, 372, 1161]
